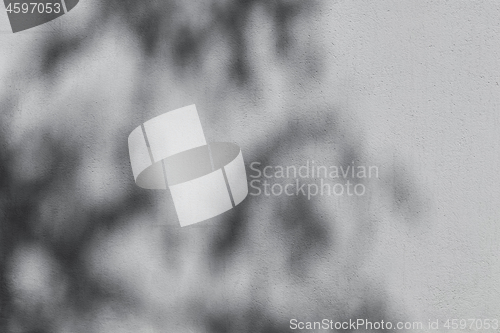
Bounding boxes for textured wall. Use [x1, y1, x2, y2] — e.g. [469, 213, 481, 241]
[0, 0, 499, 332]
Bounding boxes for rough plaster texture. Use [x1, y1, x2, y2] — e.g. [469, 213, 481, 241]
[0, 0, 499, 332]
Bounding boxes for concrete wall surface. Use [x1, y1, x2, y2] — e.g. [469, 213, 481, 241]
[0, 0, 499, 332]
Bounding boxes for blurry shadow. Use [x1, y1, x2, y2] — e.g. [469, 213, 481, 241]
[0, 0, 429, 332]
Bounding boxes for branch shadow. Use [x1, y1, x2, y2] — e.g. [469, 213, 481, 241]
[0, 0, 430, 332]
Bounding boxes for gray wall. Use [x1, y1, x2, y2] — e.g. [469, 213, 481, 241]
[0, 0, 499, 332]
